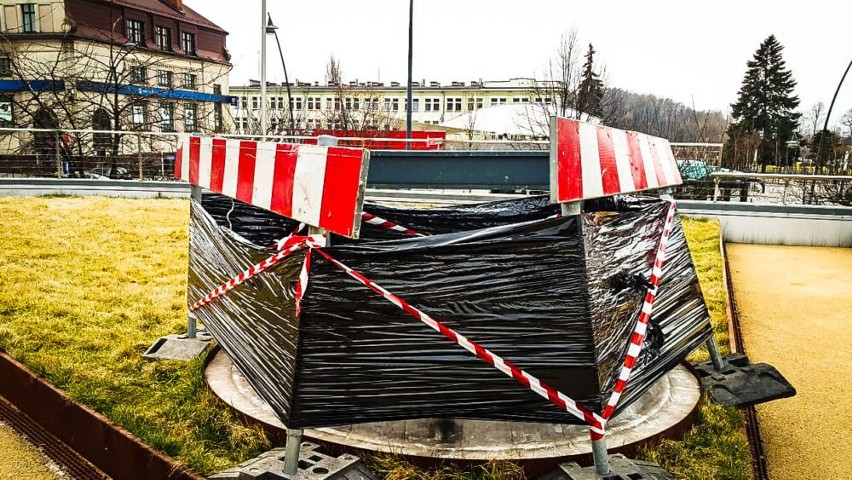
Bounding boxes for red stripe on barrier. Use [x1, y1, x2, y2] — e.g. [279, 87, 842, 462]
[319, 147, 364, 238]
[188, 137, 201, 185]
[596, 127, 621, 196]
[556, 119, 583, 201]
[625, 132, 648, 191]
[210, 139, 227, 192]
[236, 141, 257, 204]
[270, 143, 299, 218]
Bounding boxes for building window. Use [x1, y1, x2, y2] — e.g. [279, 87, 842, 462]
[424, 98, 440, 112]
[411, 98, 419, 112]
[290, 97, 304, 110]
[365, 97, 379, 111]
[156, 70, 172, 87]
[239, 96, 247, 109]
[251, 96, 259, 110]
[512, 97, 530, 103]
[383, 98, 399, 112]
[127, 20, 144, 44]
[0, 58, 11, 77]
[344, 97, 359, 111]
[131, 102, 147, 127]
[467, 98, 483, 110]
[155, 26, 172, 50]
[181, 32, 196, 55]
[158, 102, 174, 131]
[446, 97, 462, 112]
[307, 97, 320, 110]
[184, 104, 197, 132]
[490, 97, 507, 106]
[181, 73, 197, 90]
[0, 95, 14, 126]
[129, 66, 146, 84]
[21, 4, 36, 33]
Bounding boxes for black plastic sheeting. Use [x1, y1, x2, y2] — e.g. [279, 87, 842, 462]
[187, 194, 712, 429]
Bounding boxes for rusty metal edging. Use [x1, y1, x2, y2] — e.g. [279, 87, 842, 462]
[0, 352, 204, 480]
[719, 235, 770, 480]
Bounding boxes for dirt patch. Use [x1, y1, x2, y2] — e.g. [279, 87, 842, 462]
[727, 244, 852, 479]
[0, 423, 62, 479]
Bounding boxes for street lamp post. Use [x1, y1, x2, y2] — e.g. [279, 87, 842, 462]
[266, 15, 296, 136]
[260, 0, 268, 136]
[405, 0, 414, 149]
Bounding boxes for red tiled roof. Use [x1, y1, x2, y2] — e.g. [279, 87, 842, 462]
[113, 0, 226, 33]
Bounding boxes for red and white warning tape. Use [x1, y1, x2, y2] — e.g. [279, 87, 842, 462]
[272, 222, 306, 250]
[310, 247, 605, 436]
[188, 235, 321, 313]
[362, 212, 427, 237]
[600, 201, 677, 420]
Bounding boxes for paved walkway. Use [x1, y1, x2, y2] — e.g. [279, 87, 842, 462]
[0, 423, 60, 479]
[727, 244, 852, 479]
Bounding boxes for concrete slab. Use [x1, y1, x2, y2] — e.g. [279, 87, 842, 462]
[205, 350, 700, 461]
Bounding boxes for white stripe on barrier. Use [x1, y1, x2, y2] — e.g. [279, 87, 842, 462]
[252, 143, 277, 211]
[222, 139, 241, 199]
[638, 135, 658, 189]
[579, 122, 604, 199]
[291, 145, 328, 227]
[198, 136, 213, 188]
[611, 130, 635, 193]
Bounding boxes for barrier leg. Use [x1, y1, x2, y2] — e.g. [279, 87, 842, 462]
[591, 435, 610, 475]
[283, 428, 303, 476]
[705, 336, 725, 371]
[186, 185, 203, 340]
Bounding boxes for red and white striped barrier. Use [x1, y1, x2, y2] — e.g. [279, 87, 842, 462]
[601, 201, 677, 420]
[549, 117, 683, 203]
[362, 212, 427, 237]
[175, 135, 370, 239]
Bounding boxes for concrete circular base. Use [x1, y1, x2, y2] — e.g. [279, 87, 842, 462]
[205, 349, 700, 461]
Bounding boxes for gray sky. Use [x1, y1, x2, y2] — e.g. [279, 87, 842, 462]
[186, 0, 852, 126]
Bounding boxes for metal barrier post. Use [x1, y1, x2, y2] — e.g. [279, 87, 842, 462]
[185, 185, 202, 340]
[55, 131, 62, 177]
[706, 336, 726, 371]
[283, 428, 303, 475]
[137, 134, 143, 180]
[592, 436, 610, 475]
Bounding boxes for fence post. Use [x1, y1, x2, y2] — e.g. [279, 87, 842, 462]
[137, 134, 143, 180]
[55, 131, 62, 178]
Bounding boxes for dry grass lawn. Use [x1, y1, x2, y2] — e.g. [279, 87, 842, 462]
[0, 197, 748, 479]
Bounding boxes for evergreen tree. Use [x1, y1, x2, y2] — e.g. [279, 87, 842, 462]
[725, 35, 800, 170]
[576, 43, 604, 119]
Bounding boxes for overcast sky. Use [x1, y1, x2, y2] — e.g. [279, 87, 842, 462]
[185, 0, 852, 125]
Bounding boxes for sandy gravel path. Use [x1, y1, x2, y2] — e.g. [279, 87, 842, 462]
[726, 244, 852, 480]
[0, 423, 61, 479]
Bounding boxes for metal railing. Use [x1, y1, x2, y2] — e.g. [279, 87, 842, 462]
[709, 172, 852, 206]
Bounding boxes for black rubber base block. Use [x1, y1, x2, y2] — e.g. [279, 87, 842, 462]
[693, 353, 796, 408]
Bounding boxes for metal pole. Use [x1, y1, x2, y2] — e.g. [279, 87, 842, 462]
[137, 134, 143, 180]
[269, 16, 296, 136]
[815, 58, 851, 174]
[405, 0, 414, 149]
[260, 0, 268, 136]
[591, 436, 610, 475]
[282, 428, 303, 475]
[185, 184, 202, 340]
[706, 336, 725, 371]
[55, 131, 62, 177]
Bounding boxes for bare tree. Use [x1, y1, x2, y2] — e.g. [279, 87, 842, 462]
[802, 101, 826, 138]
